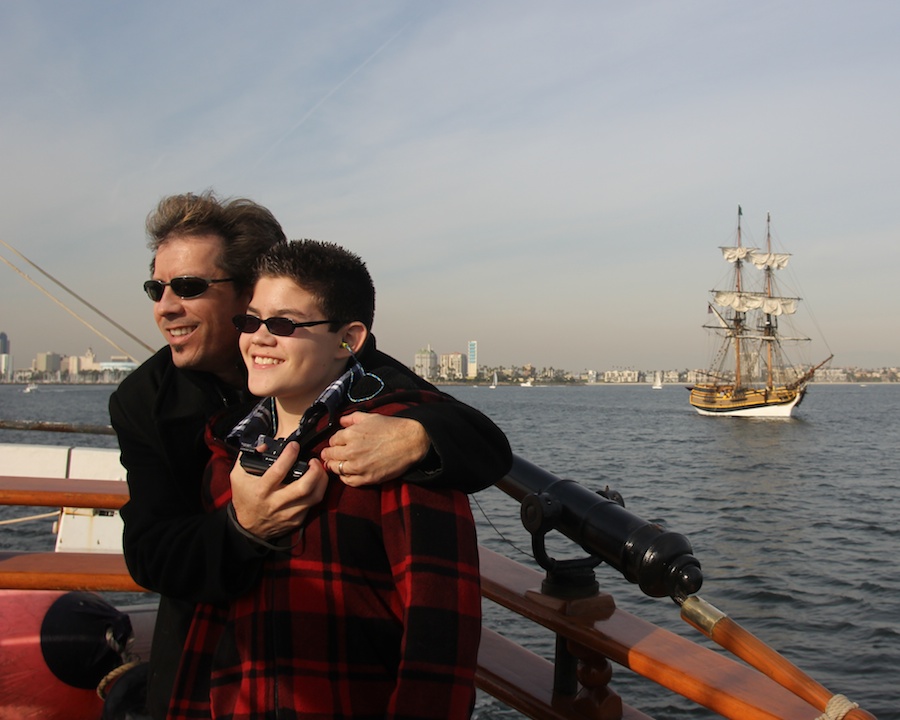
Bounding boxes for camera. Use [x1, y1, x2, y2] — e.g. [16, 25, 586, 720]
[239, 436, 309, 483]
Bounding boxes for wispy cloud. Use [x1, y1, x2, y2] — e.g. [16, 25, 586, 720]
[1, 1, 899, 370]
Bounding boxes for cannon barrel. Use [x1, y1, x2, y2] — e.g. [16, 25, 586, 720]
[496, 455, 703, 601]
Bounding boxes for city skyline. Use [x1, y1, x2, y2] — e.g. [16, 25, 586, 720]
[2, 329, 894, 385]
[2, 3, 899, 371]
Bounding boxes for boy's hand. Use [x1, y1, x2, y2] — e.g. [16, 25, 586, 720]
[231, 441, 328, 539]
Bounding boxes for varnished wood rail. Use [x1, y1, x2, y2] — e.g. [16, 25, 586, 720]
[682, 596, 876, 720]
[0, 550, 143, 592]
[0, 475, 139, 591]
[0, 475, 129, 509]
[477, 546, 821, 719]
[0, 473, 873, 719]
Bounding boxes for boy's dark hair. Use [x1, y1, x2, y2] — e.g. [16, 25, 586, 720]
[255, 239, 375, 331]
[146, 191, 286, 291]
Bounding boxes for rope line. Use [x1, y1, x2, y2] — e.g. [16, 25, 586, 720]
[96, 659, 142, 700]
[471, 493, 532, 560]
[0, 237, 154, 355]
[815, 694, 859, 720]
[0, 511, 58, 526]
[96, 625, 143, 700]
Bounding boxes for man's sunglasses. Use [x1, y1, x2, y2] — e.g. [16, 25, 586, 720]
[232, 314, 337, 337]
[143, 276, 236, 302]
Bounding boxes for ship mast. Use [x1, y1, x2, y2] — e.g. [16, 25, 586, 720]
[733, 206, 744, 389]
[764, 212, 775, 389]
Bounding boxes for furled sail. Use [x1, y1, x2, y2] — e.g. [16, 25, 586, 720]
[720, 246, 755, 263]
[748, 251, 791, 270]
[720, 247, 791, 270]
[713, 291, 798, 315]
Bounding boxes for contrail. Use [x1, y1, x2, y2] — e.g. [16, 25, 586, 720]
[254, 22, 412, 167]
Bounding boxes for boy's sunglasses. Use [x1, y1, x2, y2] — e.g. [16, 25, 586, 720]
[143, 276, 235, 302]
[232, 314, 337, 337]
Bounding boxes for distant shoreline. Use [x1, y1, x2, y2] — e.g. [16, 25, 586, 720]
[436, 380, 895, 387]
[0, 380, 120, 386]
[3, 379, 896, 389]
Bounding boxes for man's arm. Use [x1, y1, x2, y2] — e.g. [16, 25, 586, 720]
[321, 344, 512, 493]
[396, 395, 511, 490]
[322, 400, 510, 492]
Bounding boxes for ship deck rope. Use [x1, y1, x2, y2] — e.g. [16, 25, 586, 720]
[96, 625, 143, 700]
[815, 694, 859, 720]
[0, 511, 58, 526]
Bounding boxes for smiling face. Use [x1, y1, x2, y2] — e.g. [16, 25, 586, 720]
[151, 233, 250, 383]
[240, 276, 365, 417]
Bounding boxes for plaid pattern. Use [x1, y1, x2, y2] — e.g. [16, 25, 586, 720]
[168, 386, 481, 719]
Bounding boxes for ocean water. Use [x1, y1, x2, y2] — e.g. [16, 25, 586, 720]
[1, 382, 897, 718]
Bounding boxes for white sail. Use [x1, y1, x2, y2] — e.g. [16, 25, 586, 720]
[713, 291, 798, 315]
[748, 250, 791, 270]
[720, 246, 756, 263]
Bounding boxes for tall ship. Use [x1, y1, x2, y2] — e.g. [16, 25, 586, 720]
[689, 207, 832, 417]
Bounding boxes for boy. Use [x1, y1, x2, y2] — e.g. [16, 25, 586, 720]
[168, 240, 482, 719]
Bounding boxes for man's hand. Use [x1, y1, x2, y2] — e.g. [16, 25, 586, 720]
[230, 441, 329, 540]
[320, 412, 431, 487]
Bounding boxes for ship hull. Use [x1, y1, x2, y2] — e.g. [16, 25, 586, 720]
[688, 384, 805, 418]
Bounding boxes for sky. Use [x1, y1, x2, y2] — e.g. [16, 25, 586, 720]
[1, 1, 898, 374]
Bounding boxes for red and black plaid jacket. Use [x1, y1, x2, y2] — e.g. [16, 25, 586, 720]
[167, 381, 481, 720]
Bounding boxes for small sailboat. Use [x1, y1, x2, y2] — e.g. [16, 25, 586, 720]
[23, 383, 38, 393]
[689, 207, 832, 418]
[652, 371, 663, 389]
[489, 371, 498, 389]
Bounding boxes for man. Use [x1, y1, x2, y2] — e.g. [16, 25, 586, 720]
[109, 192, 510, 718]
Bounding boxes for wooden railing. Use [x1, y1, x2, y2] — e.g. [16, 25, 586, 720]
[0, 472, 871, 719]
[0, 474, 139, 592]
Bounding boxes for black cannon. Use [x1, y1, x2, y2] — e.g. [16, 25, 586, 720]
[498, 455, 703, 603]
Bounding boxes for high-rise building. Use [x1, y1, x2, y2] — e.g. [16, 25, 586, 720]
[414, 344, 438, 380]
[35, 352, 63, 373]
[0, 332, 9, 381]
[439, 352, 467, 381]
[466, 340, 478, 379]
[67, 348, 101, 374]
